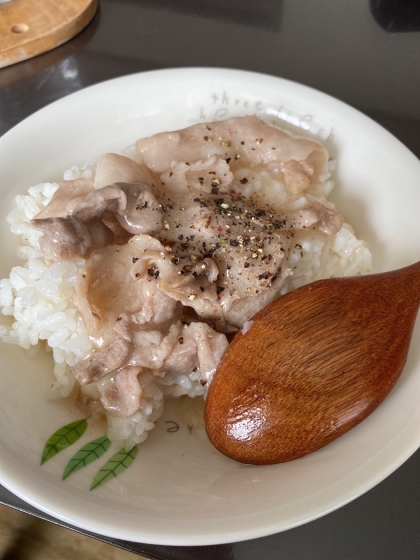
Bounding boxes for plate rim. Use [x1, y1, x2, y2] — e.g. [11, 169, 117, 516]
[1, 67, 420, 545]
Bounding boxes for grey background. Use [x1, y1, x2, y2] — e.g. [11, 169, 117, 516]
[1, 0, 420, 558]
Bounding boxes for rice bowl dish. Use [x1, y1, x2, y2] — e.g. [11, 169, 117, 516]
[0, 115, 372, 451]
[1, 68, 420, 546]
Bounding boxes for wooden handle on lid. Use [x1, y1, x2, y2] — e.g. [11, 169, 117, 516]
[0, 0, 98, 68]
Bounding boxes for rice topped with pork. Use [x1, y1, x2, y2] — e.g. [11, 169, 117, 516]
[0, 116, 372, 449]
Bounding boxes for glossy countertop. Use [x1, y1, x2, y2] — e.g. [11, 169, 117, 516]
[1, 0, 420, 558]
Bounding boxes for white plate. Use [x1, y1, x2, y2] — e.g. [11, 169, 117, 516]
[1, 68, 420, 546]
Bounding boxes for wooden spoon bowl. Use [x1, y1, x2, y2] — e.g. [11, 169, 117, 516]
[204, 261, 420, 465]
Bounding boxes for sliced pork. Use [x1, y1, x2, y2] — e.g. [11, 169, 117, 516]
[30, 216, 92, 261]
[74, 235, 179, 344]
[71, 338, 133, 385]
[93, 153, 153, 190]
[100, 366, 142, 417]
[136, 115, 328, 194]
[27, 116, 344, 420]
[35, 178, 94, 219]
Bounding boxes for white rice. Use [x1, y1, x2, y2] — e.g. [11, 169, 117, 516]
[0, 160, 372, 450]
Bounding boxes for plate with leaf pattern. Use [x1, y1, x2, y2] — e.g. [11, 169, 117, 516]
[1, 68, 420, 545]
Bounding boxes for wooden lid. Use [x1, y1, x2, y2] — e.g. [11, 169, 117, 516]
[0, 0, 98, 68]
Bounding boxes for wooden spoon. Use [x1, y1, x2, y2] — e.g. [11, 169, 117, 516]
[204, 261, 420, 465]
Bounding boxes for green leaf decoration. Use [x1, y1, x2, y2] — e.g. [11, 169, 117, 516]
[62, 436, 111, 480]
[41, 419, 88, 465]
[90, 446, 138, 490]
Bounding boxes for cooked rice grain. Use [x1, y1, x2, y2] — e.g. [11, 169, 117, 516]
[0, 161, 372, 449]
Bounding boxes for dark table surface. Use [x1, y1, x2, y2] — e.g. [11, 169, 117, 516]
[1, 0, 420, 558]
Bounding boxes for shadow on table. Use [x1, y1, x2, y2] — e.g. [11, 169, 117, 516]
[119, 0, 283, 31]
[114, 542, 235, 560]
[371, 0, 420, 32]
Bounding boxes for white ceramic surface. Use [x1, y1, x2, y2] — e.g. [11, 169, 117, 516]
[0, 68, 420, 546]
